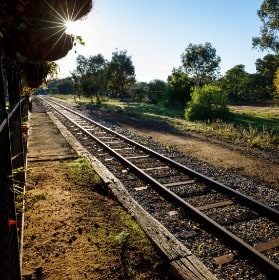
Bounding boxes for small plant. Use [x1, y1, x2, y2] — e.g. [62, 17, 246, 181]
[110, 230, 130, 249]
[196, 243, 204, 255]
[16, 192, 47, 212]
[65, 158, 102, 187]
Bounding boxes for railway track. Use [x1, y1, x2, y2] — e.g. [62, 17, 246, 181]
[40, 96, 279, 279]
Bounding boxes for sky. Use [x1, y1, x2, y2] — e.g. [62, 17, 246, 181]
[56, 0, 269, 82]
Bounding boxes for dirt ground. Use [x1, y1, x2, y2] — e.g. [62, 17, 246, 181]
[22, 160, 169, 280]
[89, 109, 279, 189]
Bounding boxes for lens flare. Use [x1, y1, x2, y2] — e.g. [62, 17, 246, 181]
[64, 20, 81, 36]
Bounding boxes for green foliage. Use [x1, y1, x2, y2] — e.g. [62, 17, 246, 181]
[219, 64, 250, 102]
[130, 82, 149, 102]
[74, 54, 108, 103]
[196, 243, 204, 255]
[107, 50, 136, 99]
[181, 42, 221, 86]
[65, 158, 102, 187]
[255, 54, 279, 99]
[148, 79, 167, 104]
[252, 0, 279, 52]
[166, 67, 193, 108]
[75, 35, 85, 46]
[56, 78, 75, 94]
[185, 85, 230, 121]
[110, 230, 130, 249]
[17, 192, 47, 212]
[55, 95, 278, 149]
[218, 62, 278, 103]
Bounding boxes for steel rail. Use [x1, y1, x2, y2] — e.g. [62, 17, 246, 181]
[42, 97, 279, 277]
[43, 97, 279, 222]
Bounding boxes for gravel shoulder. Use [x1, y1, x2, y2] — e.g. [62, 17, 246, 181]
[87, 109, 278, 190]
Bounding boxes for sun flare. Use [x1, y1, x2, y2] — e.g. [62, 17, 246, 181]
[64, 20, 82, 36]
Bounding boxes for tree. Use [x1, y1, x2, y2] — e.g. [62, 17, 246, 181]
[255, 54, 279, 98]
[87, 54, 108, 75]
[252, 0, 279, 53]
[219, 65, 250, 103]
[246, 73, 269, 101]
[74, 54, 108, 103]
[166, 67, 193, 107]
[56, 78, 75, 95]
[71, 72, 82, 98]
[148, 79, 167, 104]
[185, 85, 229, 121]
[181, 42, 221, 86]
[75, 55, 89, 76]
[130, 82, 149, 102]
[107, 50, 135, 99]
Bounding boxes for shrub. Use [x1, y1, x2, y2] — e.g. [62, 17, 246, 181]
[185, 85, 230, 121]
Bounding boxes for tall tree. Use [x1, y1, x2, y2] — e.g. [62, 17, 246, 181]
[75, 55, 89, 76]
[252, 0, 279, 53]
[56, 78, 75, 95]
[181, 42, 221, 87]
[167, 67, 193, 107]
[148, 79, 167, 104]
[255, 54, 279, 98]
[130, 82, 149, 102]
[219, 65, 250, 103]
[74, 54, 108, 103]
[87, 54, 108, 75]
[107, 50, 135, 99]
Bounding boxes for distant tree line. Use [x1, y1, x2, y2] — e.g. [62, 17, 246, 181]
[51, 47, 278, 104]
[46, 0, 278, 122]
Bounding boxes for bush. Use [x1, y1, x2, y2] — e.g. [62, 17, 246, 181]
[185, 85, 230, 121]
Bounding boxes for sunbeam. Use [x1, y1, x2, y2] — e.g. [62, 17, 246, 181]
[64, 20, 83, 36]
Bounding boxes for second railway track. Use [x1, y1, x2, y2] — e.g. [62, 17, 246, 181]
[39, 96, 279, 279]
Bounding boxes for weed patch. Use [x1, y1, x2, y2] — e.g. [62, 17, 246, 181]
[64, 158, 102, 189]
[17, 192, 47, 212]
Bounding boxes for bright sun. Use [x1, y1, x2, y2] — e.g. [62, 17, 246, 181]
[64, 20, 82, 36]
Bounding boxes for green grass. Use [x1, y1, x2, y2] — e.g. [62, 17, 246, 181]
[64, 158, 102, 187]
[231, 110, 278, 131]
[54, 95, 279, 149]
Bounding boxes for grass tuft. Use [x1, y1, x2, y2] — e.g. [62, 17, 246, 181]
[64, 158, 102, 187]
